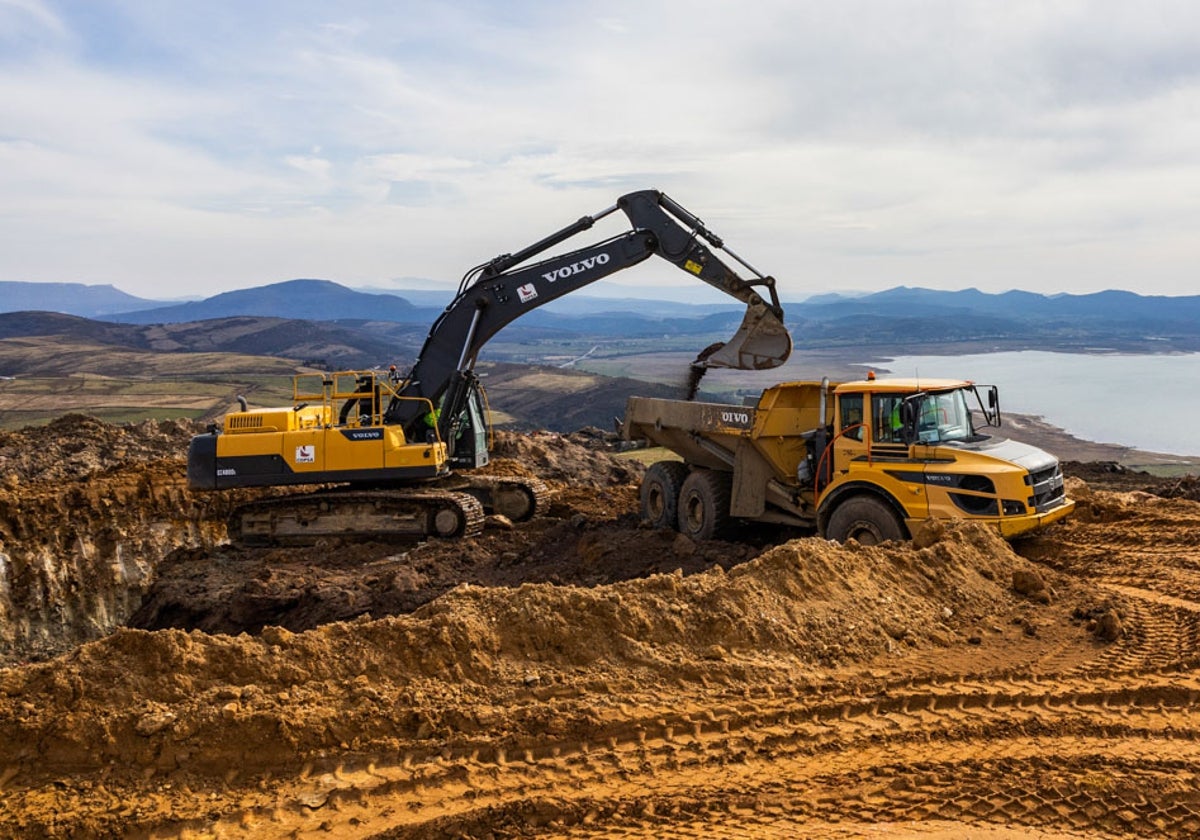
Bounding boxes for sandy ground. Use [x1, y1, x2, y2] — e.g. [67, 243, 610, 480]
[1, 416, 1199, 838]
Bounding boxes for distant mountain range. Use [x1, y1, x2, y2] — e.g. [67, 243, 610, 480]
[788, 286, 1200, 352]
[0, 281, 166, 317]
[804, 286, 1200, 325]
[3, 278, 1200, 352]
[0, 311, 413, 371]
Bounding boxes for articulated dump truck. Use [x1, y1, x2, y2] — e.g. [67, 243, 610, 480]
[623, 375, 1075, 544]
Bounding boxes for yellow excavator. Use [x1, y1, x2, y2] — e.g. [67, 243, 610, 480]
[187, 189, 792, 545]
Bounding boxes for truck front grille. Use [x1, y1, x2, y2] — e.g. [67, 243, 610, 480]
[1028, 463, 1067, 512]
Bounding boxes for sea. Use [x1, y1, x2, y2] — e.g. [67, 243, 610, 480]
[868, 350, 1200, 457]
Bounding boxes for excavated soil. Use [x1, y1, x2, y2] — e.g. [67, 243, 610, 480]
[2, 418, 1200, 838]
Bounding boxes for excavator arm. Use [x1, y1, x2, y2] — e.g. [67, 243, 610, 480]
[618, 190, 791, 370]
[384, 189, 793, 451]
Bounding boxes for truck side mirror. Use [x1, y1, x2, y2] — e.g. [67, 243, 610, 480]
[899, 401, 918, 445]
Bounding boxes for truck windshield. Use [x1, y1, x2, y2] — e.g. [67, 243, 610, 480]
[915, 389, 975, 444]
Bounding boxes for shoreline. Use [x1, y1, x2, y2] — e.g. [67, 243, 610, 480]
[999, 412, 1200, 473]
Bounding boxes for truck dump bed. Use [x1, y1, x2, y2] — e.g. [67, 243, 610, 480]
[622, 397, 760, 469]
[624, 384, 831, 526]
[625, 383, 828, 471]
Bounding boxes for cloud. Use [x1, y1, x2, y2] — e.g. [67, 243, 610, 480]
[1, 1, 1199, 298]
[0, 0, 65, 40]
[285, 154, 332, 179]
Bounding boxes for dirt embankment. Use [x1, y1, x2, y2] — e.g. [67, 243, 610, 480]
[0, 416, 240, 663]
[1, 418, 1199, 838]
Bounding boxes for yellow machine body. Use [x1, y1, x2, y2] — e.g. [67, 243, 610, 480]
[624, 377, 1074, 542]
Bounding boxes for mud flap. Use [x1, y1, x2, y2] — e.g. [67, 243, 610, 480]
[702, 299, 792, 370]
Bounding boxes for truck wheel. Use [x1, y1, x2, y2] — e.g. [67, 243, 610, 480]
[826, 495, 906, 546]
[640, 461, 689, 529]
[677, 469, 731, 541]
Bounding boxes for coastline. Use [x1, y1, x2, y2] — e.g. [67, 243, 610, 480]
[999, 412, 1200, 474]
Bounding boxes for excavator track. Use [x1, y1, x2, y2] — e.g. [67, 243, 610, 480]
[453, 474, 552, 522]
[228, 489, 485, 548]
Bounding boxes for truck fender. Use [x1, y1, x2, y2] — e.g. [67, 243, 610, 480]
[817, 482, 909, 539]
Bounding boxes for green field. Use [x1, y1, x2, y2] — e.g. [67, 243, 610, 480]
[0, 372, 301, 429]
[0, 336, 308, 430]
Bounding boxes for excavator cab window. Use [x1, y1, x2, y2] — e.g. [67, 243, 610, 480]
[337, 374, 381, 426]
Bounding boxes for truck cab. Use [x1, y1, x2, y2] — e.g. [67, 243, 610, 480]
[820, 378, 1073, 541]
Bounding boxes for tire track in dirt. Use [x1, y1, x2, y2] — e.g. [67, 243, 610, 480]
[153, 661, 1200, 839]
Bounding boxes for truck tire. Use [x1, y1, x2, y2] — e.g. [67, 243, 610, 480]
[826, 495, 906, 546]
[677, 469, 732, 541]
[640, 461, 689, 530]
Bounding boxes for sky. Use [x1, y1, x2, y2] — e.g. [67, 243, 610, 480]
[2, 1, 1199, 303]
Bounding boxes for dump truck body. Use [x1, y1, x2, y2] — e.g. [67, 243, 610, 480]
[623, 378, 1074, 543]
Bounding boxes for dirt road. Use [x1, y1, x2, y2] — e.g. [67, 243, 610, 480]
[2, 419, 1200, 838]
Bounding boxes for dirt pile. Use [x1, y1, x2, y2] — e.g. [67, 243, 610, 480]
[0, 523, 1091, 821]
[127, 428, 654, 637]
[415, 519, 1073, 673]
[1064, 460, 1200, 499]
[490, 428, 642, 487]
[0, 414, 201, 485]
[1162, 473, 1200, 501]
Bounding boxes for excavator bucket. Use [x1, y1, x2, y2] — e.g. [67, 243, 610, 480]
[702, 298, 792, 370]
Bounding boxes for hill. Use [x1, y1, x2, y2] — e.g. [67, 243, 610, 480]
[0, 312, 420, 427]
[0, 281, 163, 317]
[0, 311, 407, 372]
[107, 278, 442, 325]
[0, 311, 691, 431]
[475, 361, 693, 431]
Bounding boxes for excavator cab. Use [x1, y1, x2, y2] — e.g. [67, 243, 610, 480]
[337, 374, 383, 426]
[445, 385, 490, 469]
